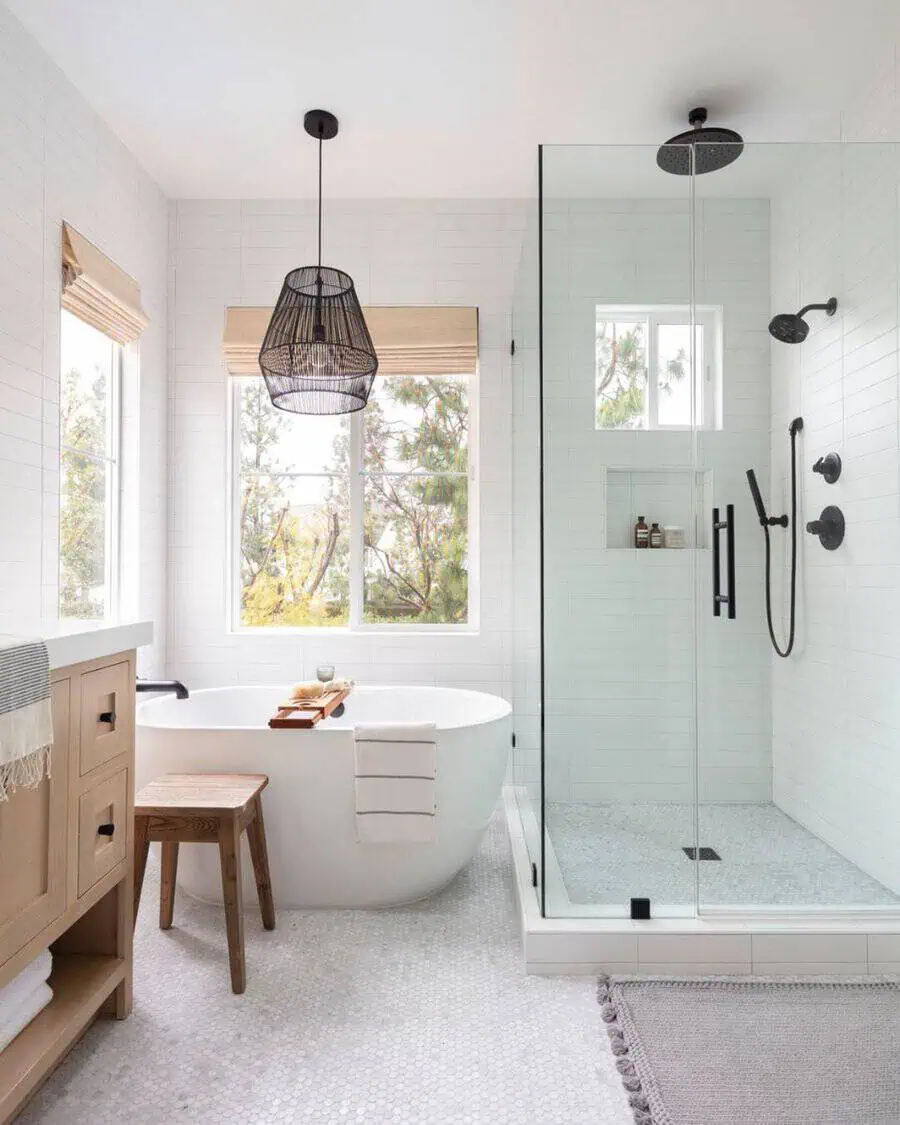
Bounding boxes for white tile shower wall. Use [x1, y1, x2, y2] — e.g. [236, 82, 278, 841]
[167, 199, 523, 692]
[0, 7, 168, 674]
[769, 136, 900, 896]
[540, 197, 772, 805]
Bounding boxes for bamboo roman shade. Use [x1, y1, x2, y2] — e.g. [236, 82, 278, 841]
[223, 305, 478, 377]
[61, 223, 149, 345]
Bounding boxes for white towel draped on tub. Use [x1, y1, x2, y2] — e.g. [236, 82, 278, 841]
[354, 722, 437, 843]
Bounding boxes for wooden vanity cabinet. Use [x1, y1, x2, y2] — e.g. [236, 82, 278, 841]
[0, 649, 136, 1123]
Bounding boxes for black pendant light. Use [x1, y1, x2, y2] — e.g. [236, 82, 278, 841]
[258, 110, 378, 414]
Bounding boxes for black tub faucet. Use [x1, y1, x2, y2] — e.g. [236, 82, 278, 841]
[136, 678, 189, 700]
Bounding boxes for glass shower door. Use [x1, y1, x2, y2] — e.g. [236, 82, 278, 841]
[539, 143, 703, 917]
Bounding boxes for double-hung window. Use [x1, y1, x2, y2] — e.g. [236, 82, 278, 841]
[595, 304, 722, 430]
[59, 309, 122, 620]
[233, 373, 474, 629]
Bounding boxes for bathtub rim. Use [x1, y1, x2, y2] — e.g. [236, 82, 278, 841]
[137, 683, 512, 734]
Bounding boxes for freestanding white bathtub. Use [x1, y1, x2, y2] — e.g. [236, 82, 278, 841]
[136, 685, 511, 908]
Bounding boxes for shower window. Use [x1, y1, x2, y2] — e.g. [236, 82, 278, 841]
[232, 374, 474, 630]
[595, 304, 721, 430]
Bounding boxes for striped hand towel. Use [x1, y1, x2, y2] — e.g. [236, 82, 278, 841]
[0, 637, 52, 801]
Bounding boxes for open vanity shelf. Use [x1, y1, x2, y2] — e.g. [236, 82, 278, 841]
[0, 953, 124, 1118]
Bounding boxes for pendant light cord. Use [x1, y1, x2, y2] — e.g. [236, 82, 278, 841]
[317, 133, 323, 272]
[763, 423, 799, 658]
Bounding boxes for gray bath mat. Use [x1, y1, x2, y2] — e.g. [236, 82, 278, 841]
[598, 974, 900, 1124]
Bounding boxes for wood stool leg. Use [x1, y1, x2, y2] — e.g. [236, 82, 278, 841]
[247, 796, 276, 931]
[133, 816, 151, 928]
[218, 815, 246, 994]
[159, 842, 179, 930]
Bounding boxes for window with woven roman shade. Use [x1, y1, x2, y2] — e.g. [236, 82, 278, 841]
[60, 223, 149, 345]
[227, 303, 479, 631]
[223, 305, 478, 377]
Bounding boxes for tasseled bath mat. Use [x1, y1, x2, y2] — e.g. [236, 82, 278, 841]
[598, 974, 900, 1124]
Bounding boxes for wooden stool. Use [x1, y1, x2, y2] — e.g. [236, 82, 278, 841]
[133, 773, 275, 994]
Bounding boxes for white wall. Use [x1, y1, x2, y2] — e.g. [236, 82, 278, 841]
[167, 199, 522, 693]
[0, 6, 168, 674]
[538, 194, 772, 805]
[769, 133, 900, 891]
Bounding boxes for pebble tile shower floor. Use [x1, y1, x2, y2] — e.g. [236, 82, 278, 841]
[18, 812, 631, 1125]
[547, 802, 900, 908]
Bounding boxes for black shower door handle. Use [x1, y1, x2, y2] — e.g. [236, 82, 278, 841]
[712, 504, 736, 620]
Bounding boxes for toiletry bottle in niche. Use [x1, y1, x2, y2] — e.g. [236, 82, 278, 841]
[650, 522, 662, 549]
[635, 516, 649, 549]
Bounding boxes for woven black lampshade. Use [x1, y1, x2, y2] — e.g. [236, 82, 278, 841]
[258, 265, 378, 415]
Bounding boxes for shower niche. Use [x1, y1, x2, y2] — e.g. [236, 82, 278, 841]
[603, 466, 712, 550]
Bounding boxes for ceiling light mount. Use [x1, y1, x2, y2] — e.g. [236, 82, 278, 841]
[303, 109, 339, 141]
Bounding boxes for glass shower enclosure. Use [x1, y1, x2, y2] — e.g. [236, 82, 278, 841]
[512, 140, 900, 920]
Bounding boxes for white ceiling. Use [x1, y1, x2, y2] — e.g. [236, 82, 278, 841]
[7, 0, 900, 198]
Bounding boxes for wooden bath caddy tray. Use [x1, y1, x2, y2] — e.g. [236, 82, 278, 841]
[268, 687, 351, 729]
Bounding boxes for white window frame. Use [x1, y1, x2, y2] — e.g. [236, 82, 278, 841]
[595, 303, 722, 431]
[58, 312, 123, 622]
[228, 372, 479, 634]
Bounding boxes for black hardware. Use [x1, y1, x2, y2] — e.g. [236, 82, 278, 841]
[136, 679, 189, 700]
[97, 823, 115, 837]
[630, 897, 651, 920]
[813, 452, 842, 483]
[807, 505, 845, 550]
[531, 862, 538, 888]
[332, 702, 345, 718]
[510, 339, 516, 356]
[712, 504, 736, 619]
[683, 846, 721, 861]
[746, 468, 787, 526]
[748, 418, 802, 657]
[769, 300, 838, 344]
[98, 711, 116, 724]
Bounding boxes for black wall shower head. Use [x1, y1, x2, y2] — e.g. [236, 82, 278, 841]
[768, 298, 838, 344]
[656, 107, 744, 176]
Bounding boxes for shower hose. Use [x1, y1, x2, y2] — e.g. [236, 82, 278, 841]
[764, 421, 800, 657]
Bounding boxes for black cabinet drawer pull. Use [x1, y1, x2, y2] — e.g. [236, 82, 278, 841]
[97, 823, 115, 837]
[99, 711, 116, 724]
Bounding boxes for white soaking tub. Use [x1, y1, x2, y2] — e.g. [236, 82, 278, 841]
[136, 685, 511, 908]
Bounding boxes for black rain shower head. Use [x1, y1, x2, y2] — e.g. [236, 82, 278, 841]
[768, 298, 838, 344]
[656, 107, 744, 176]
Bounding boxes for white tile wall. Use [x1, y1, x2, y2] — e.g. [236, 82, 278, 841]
[0, 7, 168, 674]
[167, 199, 523, 691]
[769, 133, 900, 896]
[536, 194, 772, 804]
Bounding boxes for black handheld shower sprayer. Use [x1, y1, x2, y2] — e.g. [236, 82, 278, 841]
[746, 417, 802, 658]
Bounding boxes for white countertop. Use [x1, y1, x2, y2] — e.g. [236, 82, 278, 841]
[5, 621, 154, 669]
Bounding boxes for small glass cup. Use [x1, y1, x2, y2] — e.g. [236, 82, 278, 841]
[316, 664, 335, 686]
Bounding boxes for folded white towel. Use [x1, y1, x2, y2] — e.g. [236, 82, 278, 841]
[354, 722, 436, 779]
[356, 777, 435, 814]
[356, 813, 436, 844]
[354, 722, 437, 844]
[0, 982, 52, 1053]
[0, 950, 52, 1022]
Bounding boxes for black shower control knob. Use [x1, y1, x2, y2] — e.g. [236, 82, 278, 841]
[806, 505, 845, 550]
[812, 452, 841, 484]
